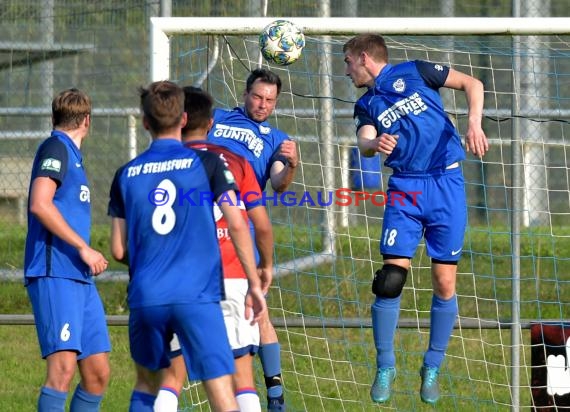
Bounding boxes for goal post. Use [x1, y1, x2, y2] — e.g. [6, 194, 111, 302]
[150, 17, 570, 411]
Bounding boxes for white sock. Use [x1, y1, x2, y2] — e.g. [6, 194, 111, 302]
[154, 388, 179, 412]
[236, 391, 261, 412]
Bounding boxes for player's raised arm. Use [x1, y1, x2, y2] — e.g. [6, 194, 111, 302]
[270, 139, 298, 192]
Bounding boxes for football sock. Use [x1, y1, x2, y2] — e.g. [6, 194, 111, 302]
[372, 295, 401, 368]
[236, 387, 261, 412]
[69, 384, 103, 412]
[154, 387, 179, 412]
[259, 342, 283, 398]
[38, 386, 67, 412]
[129, 390, 156, 412]
[424, 294, 458, 368]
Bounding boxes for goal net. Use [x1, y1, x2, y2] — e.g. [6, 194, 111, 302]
[151, 17, 570, 411]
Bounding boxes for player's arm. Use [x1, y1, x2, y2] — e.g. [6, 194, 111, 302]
[110, 217, 128, 264]
[29, 176, 108, 275]
[108, 166, 128, 265]
[444, 68, 489, 158]
[269, 139, 298, 192]
[355, 105, 398, 157]
[218, 190, 267, 323]
[247, 205, 273, 294]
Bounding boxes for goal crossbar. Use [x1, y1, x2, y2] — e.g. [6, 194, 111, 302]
[150, 17, 570, 81]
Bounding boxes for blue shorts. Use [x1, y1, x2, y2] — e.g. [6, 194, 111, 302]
[129, 302, 234, 381]
[26, 277, 111, 359]
[380, 167, 466, 261]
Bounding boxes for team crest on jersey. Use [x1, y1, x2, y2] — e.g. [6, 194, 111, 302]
[40, 158, 61, 172]
[393, 78, 406, 93]
[258, 125, 271, 135]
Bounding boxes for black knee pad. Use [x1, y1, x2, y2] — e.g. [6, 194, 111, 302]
[372, 264, 408, 298]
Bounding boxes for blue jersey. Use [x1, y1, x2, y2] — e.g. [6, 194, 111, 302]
[24, 131, 92, 283]
[207, 107, 289, 189]
[354, 60, 465, 173]
[108, 139, 237, 308]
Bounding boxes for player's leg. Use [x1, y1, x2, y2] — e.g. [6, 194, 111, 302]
[72, 283, 111, 411]
[72, 353, 110, 412]
[40, 351, 78, 410]
[420, 167, 465, 404]
[129, 363, 165, 412]
[221, 278, 262, 410]
[173, 301, 238, 411]
[202, 374, 239, 411]
[222, 278, 262, 411]
[234, 354, 261, 411]
[128, 305, 172, 411]
[26, 277, 86, 410]
[259, 306, 285, 410]
[155, 334, 187, 412]
[370, 175, 423, 403]
[249, 221, 285, 411]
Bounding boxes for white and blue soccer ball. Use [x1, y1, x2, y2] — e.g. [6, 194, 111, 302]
[259, 20, 305, 66]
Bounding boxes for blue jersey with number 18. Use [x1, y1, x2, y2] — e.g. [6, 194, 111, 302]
[108, 139, 237, 308]
[353, 60, 465, 173]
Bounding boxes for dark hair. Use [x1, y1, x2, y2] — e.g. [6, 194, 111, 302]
[343, 34, 388, 63]
[139, 81, 184, 134]
[246, 68, 282, 95]
[181, 86, 214, 136]
[52, 88, 91, 129]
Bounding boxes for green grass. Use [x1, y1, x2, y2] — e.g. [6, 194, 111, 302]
[1, 222, 570, 410]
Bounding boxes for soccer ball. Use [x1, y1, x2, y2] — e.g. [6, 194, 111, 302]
[259, 20, 305, 66]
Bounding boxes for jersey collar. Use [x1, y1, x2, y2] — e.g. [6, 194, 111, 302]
[51, 130, 82, 163]
[149, 138, 183, 151]
[374, 63, 394, 88]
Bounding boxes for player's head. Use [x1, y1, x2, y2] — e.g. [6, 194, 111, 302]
[243, 68, 281, 123]
[52, 88, 91, 131]
[139, 80, 186, 138]
[343, 34, 388, 88]
[181, 86, 214, 141]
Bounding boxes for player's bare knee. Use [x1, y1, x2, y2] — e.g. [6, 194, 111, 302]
[372, 264, 408, 298]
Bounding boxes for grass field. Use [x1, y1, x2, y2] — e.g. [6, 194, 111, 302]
[1, 221, 569, 411]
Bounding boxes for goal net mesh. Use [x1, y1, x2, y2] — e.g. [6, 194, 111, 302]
[164, 27, 570, 411]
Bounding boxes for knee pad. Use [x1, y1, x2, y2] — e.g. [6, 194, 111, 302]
[372, 264, 408, 298]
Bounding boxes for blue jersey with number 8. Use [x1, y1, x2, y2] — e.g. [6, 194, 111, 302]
[108, 139, 237, 308]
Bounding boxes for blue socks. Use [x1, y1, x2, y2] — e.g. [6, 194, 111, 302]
[372, 295, 401, 368]
[259, 342, 283, 399]
[424, 294, 458, 368]
[70, 385, 103, 411]
[38, 386, 67, 412]
[129, 390, 156, 412]
[38, 385, 104, 412]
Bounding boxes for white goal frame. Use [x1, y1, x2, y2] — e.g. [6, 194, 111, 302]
[150, 18, 570, 411]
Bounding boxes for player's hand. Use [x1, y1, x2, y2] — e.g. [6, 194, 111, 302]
[244, 285, 267, 325]
[79, 246, 108, 276]
[279, 139, 298, 168]
[258, 266, 273, 295]
[465, 125, 489, 158]
[377, 133, 398, 155]
[365, 133, 399, 156]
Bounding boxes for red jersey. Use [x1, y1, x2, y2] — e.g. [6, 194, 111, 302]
[186, 140, 262, 279]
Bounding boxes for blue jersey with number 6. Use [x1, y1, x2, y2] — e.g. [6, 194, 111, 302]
[108, 139, 237, 308]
